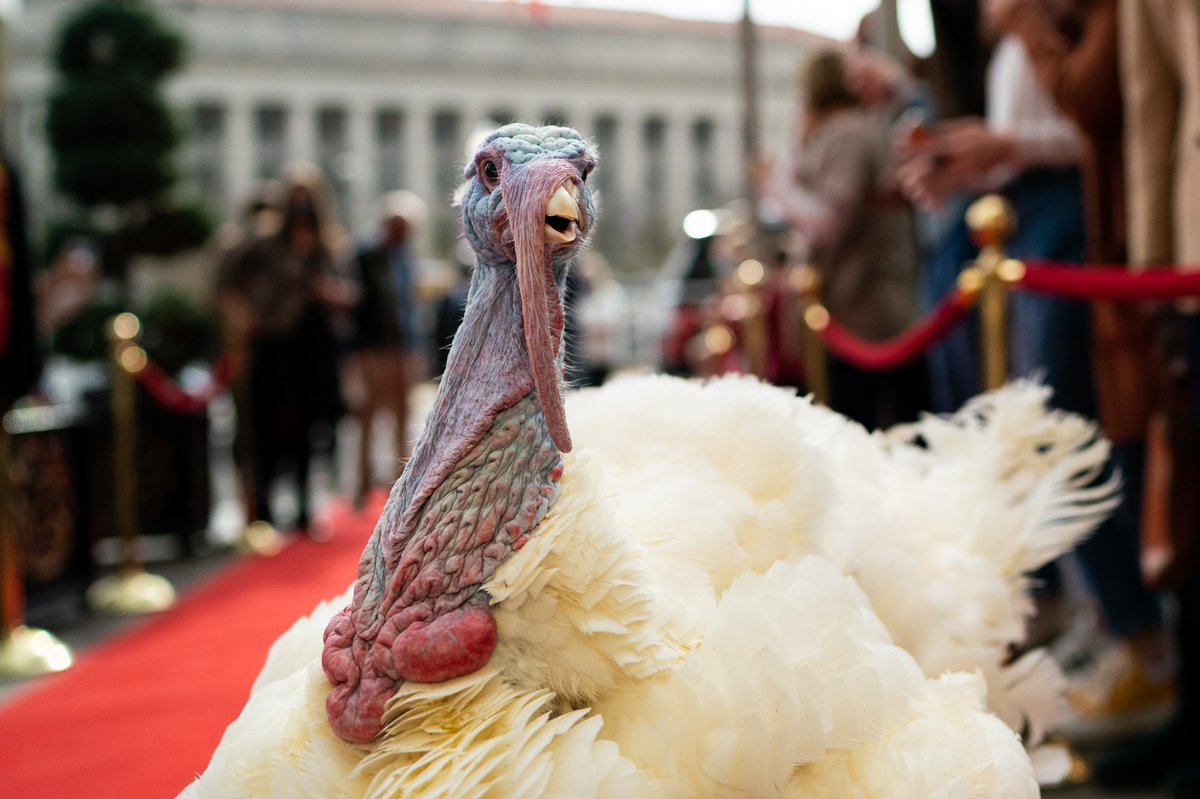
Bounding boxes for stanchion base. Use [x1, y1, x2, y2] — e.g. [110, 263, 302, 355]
[87, 570, 177, 615]
[1031, 737, 1092, 789]
[236, 521, 286, 557]
[0, 625, 74, 678]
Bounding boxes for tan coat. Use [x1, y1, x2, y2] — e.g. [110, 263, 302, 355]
[796, 110, 919, 342]
[1120, 0, 1200, 267]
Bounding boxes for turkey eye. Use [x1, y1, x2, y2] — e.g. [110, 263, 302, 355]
[580, 163, 593, 182]
[482, 160, 499, 185]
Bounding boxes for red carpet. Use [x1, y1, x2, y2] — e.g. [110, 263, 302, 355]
[0, 495, 383, 799]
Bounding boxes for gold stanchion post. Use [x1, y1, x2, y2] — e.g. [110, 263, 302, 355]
[965, 195, 1025, 391]
[86, 313, 177, 614]
[0, 421, 74, 677]
[732, 258, 769, 378]
[792, 264, 830, 406]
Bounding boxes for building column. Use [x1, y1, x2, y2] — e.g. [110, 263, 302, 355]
[404, 102, 436, 250]
[346, 97, 374, 233]
[224, 95, 255, 217]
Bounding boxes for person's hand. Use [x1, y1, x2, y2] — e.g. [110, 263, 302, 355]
[897, 152, 955, 211]
[897, 118, 1015, 209]
[935, 118, 1016, 179]
[893, 108, 935, 162]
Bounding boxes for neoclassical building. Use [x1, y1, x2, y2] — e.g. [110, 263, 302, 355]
[5, 0, 831, 267]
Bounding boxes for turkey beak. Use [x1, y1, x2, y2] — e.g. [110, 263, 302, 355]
[544, 185, 580, 244]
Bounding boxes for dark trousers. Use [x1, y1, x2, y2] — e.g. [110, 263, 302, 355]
[244, 327, 334, 530]
[1075, 442, 1164, 639]
[828, 354, 930, 431]
[1175, 315, 1200, 721]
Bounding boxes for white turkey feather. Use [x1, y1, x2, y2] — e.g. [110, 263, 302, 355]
[184, 375, 1114, 797]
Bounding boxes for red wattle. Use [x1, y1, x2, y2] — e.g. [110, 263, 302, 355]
[392, 604, 498, 684]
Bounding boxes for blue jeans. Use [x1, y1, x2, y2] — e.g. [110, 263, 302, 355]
[1003, 169, 1093, 417]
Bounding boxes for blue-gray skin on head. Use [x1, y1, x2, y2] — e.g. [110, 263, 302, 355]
[323, 124, 598, 744]
[461, 123, 596, 270]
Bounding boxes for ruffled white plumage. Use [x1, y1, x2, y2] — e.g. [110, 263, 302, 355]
[183, 375, 1113, 797]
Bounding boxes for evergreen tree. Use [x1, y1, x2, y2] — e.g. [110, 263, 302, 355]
[45, 0, 210, 267]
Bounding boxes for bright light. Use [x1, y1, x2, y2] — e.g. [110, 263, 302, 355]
[897, 0, 936, 58]
[0, 0, 23, 19]
[683, 209, 719, 239]
[736, 259, 765, 286]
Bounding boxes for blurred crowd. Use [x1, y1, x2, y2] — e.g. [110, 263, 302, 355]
[661, 1, 1198, 794]
[2, 0, 1199, 792]
[208, 158, 628, 535]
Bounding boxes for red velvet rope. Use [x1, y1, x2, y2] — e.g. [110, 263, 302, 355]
[133, 352, 239, 414]
[1019, 260, 1200, 300]
[821, 288, 977, 371]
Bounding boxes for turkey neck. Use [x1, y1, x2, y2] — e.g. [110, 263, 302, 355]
[322, 258, 567, 744]
[359, 263, 565, 630]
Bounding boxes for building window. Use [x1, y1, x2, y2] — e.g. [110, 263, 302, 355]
[253, 104, 288, 179]
[431, 109, 462, 255]
[253, 104, 287, 181]
[589, 114, 619, 255]
[642, 117, 666, 208]
[692, 118, 716, 206]
[592, 114, 617, 202]
[316, 105, 350, 220]
[191, 102, 225, 211]
[432, 109, 461, 192]
[375, 108, 405, 194]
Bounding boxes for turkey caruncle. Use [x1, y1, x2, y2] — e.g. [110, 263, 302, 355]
[184, 124, 1116, 799]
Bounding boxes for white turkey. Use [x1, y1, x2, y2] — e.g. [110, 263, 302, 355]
[181, 124, 1115, 798]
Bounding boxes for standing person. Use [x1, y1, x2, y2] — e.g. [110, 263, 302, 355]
[897, 23, 1096, 699]
[987, 0, 1175, 747]
[1085, 0, 1200, 793]
[216, 162, 352, 537]
[347, 191, 427, 508]
[761, 49, 926, 430]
